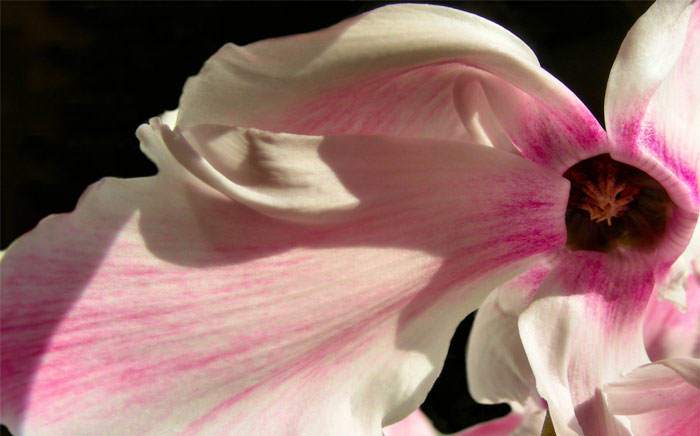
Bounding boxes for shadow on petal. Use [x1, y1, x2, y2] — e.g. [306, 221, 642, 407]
[1, 179, 139, 427]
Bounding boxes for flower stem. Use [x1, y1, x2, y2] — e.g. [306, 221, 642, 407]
[541, 411, 556, 436]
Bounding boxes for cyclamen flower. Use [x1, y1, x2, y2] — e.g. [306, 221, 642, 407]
[0, 3, 697, 436]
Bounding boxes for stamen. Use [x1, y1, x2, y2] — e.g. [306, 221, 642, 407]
[563, 154, 672, 252]
[575, 167, 639, 226]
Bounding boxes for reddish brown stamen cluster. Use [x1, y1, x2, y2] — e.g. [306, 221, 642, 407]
[569, 158, 639, 226]
[563, 154, 672, 252]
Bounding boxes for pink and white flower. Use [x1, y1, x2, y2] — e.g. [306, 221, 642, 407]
[465, 2, 700, 433]
[466, 256, 699, 436]
[1, 2, 697, 435]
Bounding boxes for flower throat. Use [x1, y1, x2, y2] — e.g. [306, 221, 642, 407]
[563, 154, 672, 252]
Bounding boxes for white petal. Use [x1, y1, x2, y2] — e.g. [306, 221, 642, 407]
[467, 264, 550, 407]
[178, 4, 607, 173]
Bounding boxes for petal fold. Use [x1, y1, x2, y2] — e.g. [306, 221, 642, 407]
[146, 118, 571, 225]
[466, 265, 550, 436]
[467, 265, 549, 408]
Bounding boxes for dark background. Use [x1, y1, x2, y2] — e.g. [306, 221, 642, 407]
[1, 2, 650, 434]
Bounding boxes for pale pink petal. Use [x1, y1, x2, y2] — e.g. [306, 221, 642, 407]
[605, 1, 700, 211]
[457, 412, 523, 436]
[383, 406, 545, 436]
[0, 120, 569, 434]
[656, 221, 700, 310]
[603, 358, 700, 436]
[645, 274, 700, 360]
[661, 356, 700, 389]
[518, 251, 655, 436]
[178, 4, 607, 170]
[457, 404, 546, 436]
[383, 410, 437, 436]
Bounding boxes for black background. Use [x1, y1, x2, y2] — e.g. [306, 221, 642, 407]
[1, 2, 650, 434]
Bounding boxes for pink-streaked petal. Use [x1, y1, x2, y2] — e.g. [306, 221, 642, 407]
[454, 69, 606, 172]
[178, 4, 607, 169]
[457, 400, 545, 436]
[603, 358, 700, 436]
[457, 413, 523, 436]
[383, 408, 547, 436]
[645, 274, 700, 360]
[518, 251, 655, 436]
[383, 410, 437, 436]
[1, 121, 568, 434]
[605, 1, 700, 212]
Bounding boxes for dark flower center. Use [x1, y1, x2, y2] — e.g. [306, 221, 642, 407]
[564, 154, 672, 252]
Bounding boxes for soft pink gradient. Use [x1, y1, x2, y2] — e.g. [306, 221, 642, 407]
[383, 410, 437, 436]
[267, 65, 609, 176]
[272, 63, 474, 141]
[382, 406, 534, 436]
[606, 2, 700, 210]
[178, 5, 539, 135]
[457, 413, 523, 436]
[603, 358, 700, 436]
[457, 69, 607, 172]
[645, 275, 700, 360]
